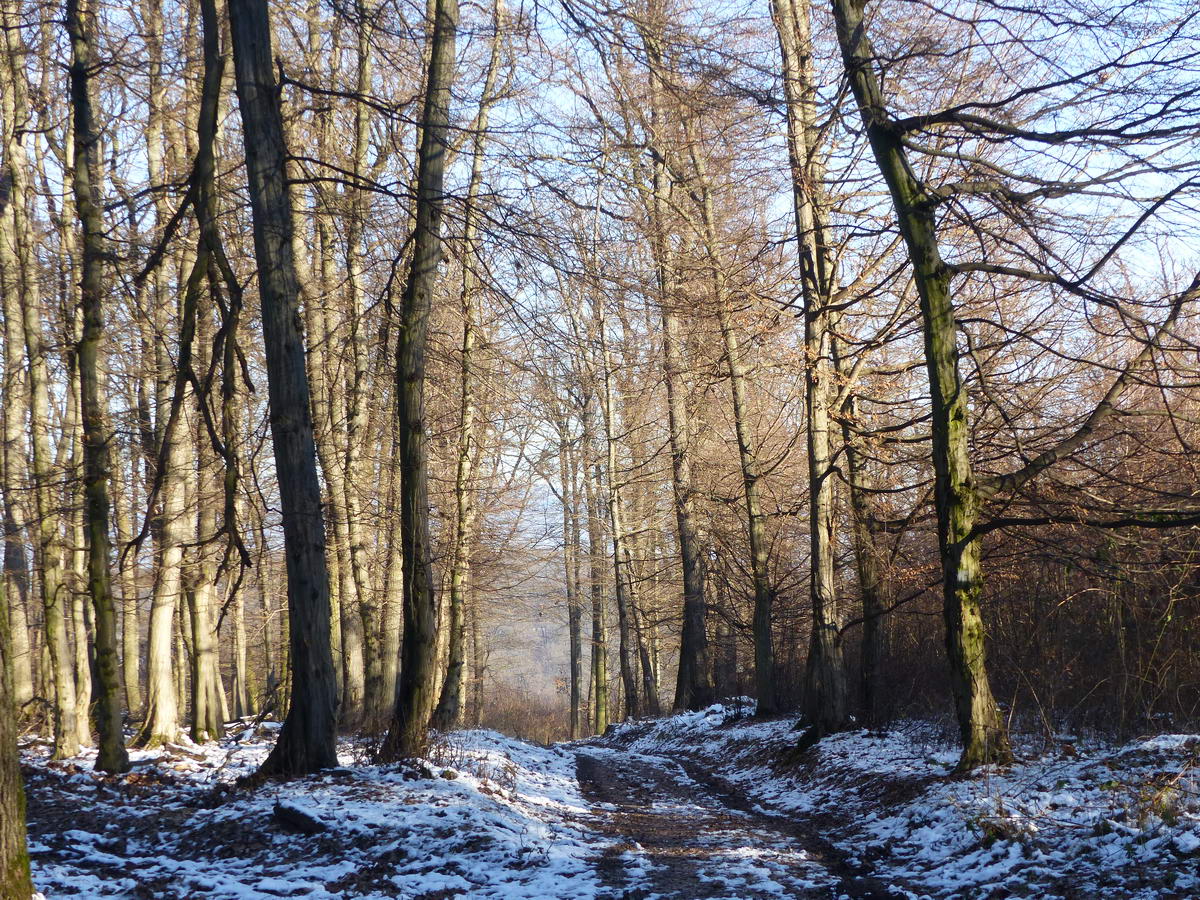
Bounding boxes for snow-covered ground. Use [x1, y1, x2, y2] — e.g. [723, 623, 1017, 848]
[605, 705, 1200, 899]
[22, 708, 1200, 898]
[24, 724, 605, 899]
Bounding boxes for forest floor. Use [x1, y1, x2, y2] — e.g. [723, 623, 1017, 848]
[20, 705, 1200, 899]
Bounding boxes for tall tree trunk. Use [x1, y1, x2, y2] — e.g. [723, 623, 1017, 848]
[188, 309, 225, 743]
[432, 0, 501, 731]
[22, 235, 77, 757]
[298, 6, 356, 726]
[0, 8, 36, 714]
[594, 306, 640, 721]
[469, 603, 484, 726]
[134, 259, 197, 748]
[772, 0, 848, 736]
[582, 453, 609, 734]
[66, 0, 129, 773]
[0, 467, 33, 719]
[343, 4, 384, 734]
[832, 328, 888, 725]
[685, 137, 777, 714]
[558, 432, 584, 738]
[13, 7, 76, 757]
[661, 299, 712, 712]
[133, 0, 187, 749]
[830, 0, 1009, 769]
[230, 0, 339, 776]
[69, 462, 93, 749]
[624, 428, 660, 717]
[381, 0, 456, 763]
[377, 453, 404, 731]
[713, 303, 779, 717]
[638, 24, 713, 714]
[380, 0, 458, 760]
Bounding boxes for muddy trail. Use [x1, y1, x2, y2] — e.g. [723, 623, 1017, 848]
[576, 746, 899, 900]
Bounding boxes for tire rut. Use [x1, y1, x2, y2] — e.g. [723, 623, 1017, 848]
[577, 748, 883, 899]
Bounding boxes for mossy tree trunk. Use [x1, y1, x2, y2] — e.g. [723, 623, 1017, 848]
[831, 0, 1009, 769]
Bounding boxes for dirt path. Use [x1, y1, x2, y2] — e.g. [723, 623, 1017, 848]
[577, 746, 894, 899]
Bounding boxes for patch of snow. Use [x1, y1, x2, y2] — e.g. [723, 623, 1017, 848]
[602, 704, 1200, 898]
[25, 724, 610, 899]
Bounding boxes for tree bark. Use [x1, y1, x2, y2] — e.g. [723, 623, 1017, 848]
[12, 6, 77, 757]
[229, 0, 339, 776]
[0, 1, 36, 715]
[0, 573, 32, 899]
[113, 464, 142, 717]
[558, 431, 584, 738]
[661, 299, 712, 712]
[772, 0, 848, 736]
[835, 371, 887, 725]
[684, 125, 779, 717]
[343, 5, 384, 734]
[830, 0, 1010, 768]
[66, 0, 128, 772]
[432, 0, 502, 731]
[593, 300, 640, 721]
[637, 23, 713, 715]
[380, 0, 458, 760]
[582, 451, 609, 734]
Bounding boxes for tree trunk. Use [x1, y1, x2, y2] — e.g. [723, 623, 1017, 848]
[113, 467, 142, 717]
[22, 267, 77, 757]
[68, 477, 93, 750]
[66, 0, 128, 773]
[830, 0, 1010, 769]
[469, 602, 484, 727]
[769, 0, 849, 734]
[559, 434, 584, 738]
[594, 308, 640, 721]
[380, 0, 458, 761]
[134, 312, 192, 748]
[0, 576, 32, 898]
[13, 21, 77, 756]
[0, 10, 36, 715]
[624, 431, 660, 717]
[298, 12, 358, 726]
[684, 139, 776, 714]
[132, 0, 190, 749]
[229, 0, 339, 776]
[188, 311, 225, 743]
[836, 376, 887, 725]
[661, 300, 712, 712]
[343, 6, 384, 734]
[376, 455, 404, 732]
[432, 1, 501, 731]
[582, 455, 609, 734]
[639, 28, 713, 715]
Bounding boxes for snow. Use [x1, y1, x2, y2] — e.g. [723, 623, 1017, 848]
[605, 703, 1200, 899]
[22, 706, 1200, 898]
[24, 726, 608, 899]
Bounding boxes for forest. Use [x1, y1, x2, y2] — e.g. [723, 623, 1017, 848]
[1, 0, 1199, 896]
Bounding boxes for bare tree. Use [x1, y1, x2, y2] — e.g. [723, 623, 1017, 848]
[381, 0, 459, 760]
[229, 0, 338, 776]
